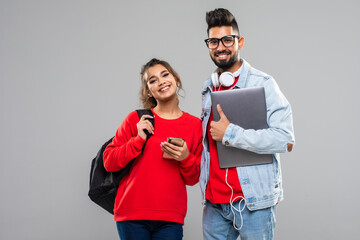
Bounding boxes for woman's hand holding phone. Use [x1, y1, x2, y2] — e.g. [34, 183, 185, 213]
[137, 115, 154, 140]
[161, 137, 189, 161]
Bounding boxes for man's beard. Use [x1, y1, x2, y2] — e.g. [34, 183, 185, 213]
[211, 51, 239, 70]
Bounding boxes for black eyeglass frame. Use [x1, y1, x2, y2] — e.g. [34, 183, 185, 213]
[204, 35, 240, 49]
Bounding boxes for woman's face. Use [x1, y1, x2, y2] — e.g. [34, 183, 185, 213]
[146, 64, 178, 103]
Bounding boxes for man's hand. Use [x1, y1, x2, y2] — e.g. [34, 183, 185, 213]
[210, 104, 230, 141]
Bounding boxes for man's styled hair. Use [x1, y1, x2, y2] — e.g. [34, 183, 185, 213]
[206, 8, 239, 35]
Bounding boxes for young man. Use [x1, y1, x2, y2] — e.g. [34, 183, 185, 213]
[199, 8, 295, 240]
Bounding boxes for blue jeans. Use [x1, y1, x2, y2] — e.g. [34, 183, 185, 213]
[203, 200, 277, 240]
[116, 220, 183, 240]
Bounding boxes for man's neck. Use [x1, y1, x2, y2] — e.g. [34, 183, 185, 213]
[219, 59, 243, 74]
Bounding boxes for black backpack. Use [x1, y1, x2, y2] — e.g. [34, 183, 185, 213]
[88, 109, 154, 214]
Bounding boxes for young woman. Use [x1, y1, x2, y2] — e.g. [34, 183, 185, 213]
[103, 58, 203, 240]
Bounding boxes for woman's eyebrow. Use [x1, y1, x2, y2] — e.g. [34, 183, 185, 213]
[148, 75, 157, 81]
[148, 70, 169, 81]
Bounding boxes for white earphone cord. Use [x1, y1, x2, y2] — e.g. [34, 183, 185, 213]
[225, 168, 247, 231]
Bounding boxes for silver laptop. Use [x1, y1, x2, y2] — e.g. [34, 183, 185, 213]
[211, 86, 273, 168]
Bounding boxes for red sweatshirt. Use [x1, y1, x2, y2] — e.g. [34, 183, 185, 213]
[103, 110, 203, 224]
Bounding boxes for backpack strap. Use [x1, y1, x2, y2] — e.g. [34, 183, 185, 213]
[136, 109, 154, 154]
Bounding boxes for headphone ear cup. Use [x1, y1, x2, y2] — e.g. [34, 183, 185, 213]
[211, 72, 219, 88]
[219, 72, 235, 87]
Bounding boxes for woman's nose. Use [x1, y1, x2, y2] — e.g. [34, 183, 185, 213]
[158, 78, 165, 86]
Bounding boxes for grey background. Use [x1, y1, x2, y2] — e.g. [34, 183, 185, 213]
[1, 0, 359, 239]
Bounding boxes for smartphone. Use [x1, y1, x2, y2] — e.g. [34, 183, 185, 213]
[167, 137, 184, 147]
[163, 137, 185, 159]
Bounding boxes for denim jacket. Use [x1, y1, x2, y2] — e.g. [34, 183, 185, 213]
[199, 59, 295, 211]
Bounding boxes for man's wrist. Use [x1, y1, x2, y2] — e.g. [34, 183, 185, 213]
[222, 123, 233, 146]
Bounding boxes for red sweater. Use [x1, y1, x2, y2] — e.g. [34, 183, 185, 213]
[103, 110, 203, 224]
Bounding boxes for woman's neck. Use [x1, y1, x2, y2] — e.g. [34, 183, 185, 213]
[153, 101, 182, 119]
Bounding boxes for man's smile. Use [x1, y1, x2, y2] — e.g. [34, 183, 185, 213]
[215, 51, 231, 60]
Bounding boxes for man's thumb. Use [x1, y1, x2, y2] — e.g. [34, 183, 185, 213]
[217, 104, 227, 119]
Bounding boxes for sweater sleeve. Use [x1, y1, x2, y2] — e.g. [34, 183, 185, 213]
[179, 121, 203, 186]
[103, 111, 146, 172]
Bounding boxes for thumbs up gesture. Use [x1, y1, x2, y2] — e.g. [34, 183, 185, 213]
[210, 104, 230, 141]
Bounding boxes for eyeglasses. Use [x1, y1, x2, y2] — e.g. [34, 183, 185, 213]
[204, 35, 239, 49]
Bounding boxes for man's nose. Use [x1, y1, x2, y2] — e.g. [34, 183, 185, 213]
[216, 40, 226, 51]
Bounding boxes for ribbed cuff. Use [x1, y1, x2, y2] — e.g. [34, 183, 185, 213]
[179, 153, 194, 168]
[132, 135, 147, 151]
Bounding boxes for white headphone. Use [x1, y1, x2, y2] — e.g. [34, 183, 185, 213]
[211, 67, 242, 88]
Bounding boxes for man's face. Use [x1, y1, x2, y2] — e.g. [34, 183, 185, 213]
[208, 26, 244, 70]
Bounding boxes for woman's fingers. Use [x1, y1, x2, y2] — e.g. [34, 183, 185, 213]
[137, 115, 154, 139]
[162, 142, 180, 156]
[163, 141, 180, 151]
[138, 117, 154, 131]
[161, 141, 189, 161]
[140, 114, 153, 123]
[139, 120, 154, 133]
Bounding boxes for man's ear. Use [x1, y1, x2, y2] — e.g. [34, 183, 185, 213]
[238, 36, 245, 51]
